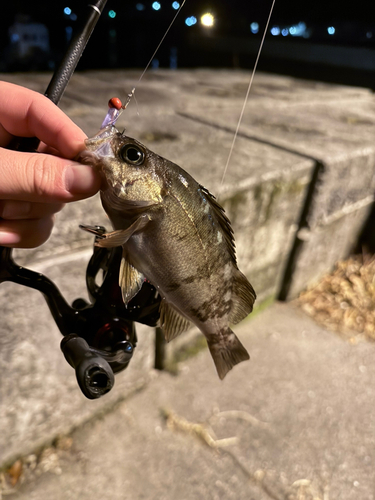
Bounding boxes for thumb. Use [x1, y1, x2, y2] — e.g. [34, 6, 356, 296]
[0, 148, 101, 203]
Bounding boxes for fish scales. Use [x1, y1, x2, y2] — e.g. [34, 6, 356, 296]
[104, 161, 232, 320]
[79, 128, 256, 379]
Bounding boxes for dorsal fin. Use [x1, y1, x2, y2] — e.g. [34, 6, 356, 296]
[199, 186, 256, 320]
[199, 185, 237, 264]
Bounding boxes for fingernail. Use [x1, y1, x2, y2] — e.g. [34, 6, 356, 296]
[65, 163, 99, 195]
[0, 231, 20, 245]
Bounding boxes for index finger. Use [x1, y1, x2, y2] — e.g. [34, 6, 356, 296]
[0, 81, 86, 158]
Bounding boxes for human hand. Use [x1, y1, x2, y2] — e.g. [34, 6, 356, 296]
[0, 81, 101, 248]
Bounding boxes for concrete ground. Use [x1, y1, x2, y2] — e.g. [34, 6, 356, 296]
[3, 302, 375, 500]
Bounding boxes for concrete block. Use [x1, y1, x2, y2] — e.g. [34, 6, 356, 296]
[307, 150, 375, 229]
[221, 164, 313, 301]
[176, 70, 375, 225]
[283, 201, 374, 299]
[176, 71, 375, 298]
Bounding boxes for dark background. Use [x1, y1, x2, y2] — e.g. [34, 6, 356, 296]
[0, 1, 374, 86]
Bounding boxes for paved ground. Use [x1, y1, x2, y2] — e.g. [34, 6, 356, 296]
[4, 302, 375, 500]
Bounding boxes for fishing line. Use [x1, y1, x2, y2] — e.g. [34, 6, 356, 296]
[218, 0, 276, 197]
[136, 0, 186, 85]
[105, 0, 186, 126]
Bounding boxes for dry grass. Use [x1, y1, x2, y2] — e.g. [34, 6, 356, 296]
[298, 254, 375, 340]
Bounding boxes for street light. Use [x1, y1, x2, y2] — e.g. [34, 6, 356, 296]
[201, 13, 214, 28]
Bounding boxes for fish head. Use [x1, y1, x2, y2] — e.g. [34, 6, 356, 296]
[79, 126, 167, 208]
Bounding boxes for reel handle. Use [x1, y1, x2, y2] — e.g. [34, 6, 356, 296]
[61, 334, 114, 400]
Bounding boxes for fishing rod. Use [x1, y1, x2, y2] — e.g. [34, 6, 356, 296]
[1, 0, 161, 399]
[14, 0, 108, 153]
[45, 0, 108, 105]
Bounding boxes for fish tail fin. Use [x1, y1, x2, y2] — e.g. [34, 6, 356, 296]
[207, 328, 250, 380]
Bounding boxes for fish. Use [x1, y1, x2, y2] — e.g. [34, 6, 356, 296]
[79, 124, 256, 379]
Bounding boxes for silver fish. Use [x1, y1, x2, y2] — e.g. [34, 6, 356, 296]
[80, 126, 256, 379]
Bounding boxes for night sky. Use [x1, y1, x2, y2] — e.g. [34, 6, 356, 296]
[1, 0, 372, 24]
[0, 0, 374, 72]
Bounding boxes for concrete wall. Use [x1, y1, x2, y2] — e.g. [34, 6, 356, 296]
[1, 69, 374, 466]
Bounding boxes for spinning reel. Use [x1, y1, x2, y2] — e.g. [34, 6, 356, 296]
[0, 232, 161, 399]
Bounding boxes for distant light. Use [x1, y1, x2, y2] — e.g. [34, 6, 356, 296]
[10, 33, 20, 43]
[172, 1, 180, 9]
[136, 3, 145, 10]
[250, 22, 259, 34]
[367, 31, 373, 39]
[327, 26, 335, 35]
[281, 28, 288, 36]
[108, 10, 116, 18]
[270, 26, 280, 36]
[289, 22, 307, 37]
[201, 13, 214, 28]
[70, 12, 77, 21]
[152, 1, 161, 10]
[63, 7, 72, 15]
[185, 16, 197, 27]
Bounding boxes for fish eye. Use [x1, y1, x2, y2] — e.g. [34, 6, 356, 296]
[120, 144, 145, 166]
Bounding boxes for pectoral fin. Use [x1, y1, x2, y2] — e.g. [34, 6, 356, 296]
[95, 215, 150, 248]
[119, 249, 145, 305]
[159, 300, 191, 342]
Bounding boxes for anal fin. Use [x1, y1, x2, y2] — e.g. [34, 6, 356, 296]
[159, 300, 191, 342]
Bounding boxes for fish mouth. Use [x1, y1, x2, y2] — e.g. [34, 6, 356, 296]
[76, 125, 117, 167]
[85, 125, 117, 148]
[76, 149, 100, 167]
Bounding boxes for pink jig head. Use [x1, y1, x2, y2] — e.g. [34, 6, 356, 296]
[100, 97, 123, 129]
[100, 89, 135, 129]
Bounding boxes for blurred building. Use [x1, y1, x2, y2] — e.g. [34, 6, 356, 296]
[2, 14, 51, 71]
